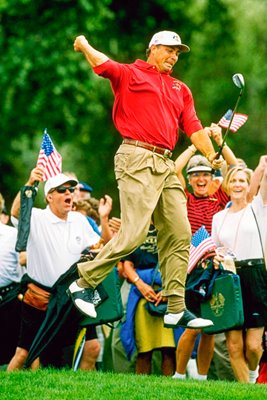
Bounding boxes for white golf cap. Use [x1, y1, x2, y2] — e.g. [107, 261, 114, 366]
[44, 173, 78, 196]
[148, 31, 190, 52]
[186, 155, 213, 174]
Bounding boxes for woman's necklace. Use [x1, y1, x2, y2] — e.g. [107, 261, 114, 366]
[217, 206, 247, 252]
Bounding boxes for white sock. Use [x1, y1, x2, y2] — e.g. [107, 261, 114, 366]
[186, 358, 199, 379]
[172, 372, 186, 380]
[166, 311, 184, 318]
[249, 366, 259, 383]
[197, 374, 207, 381]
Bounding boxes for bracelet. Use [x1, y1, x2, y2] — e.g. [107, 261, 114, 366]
[188, 145, 196, 154]
[133, 276, 140, 285]
[205, 152, 215, 163]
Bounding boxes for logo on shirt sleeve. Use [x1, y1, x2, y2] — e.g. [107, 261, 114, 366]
[172, 80, 182, 91]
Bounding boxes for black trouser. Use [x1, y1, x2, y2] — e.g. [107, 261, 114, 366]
[0, 296, 22, 365]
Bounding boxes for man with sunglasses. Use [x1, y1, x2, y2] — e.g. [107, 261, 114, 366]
[7, 167, 102, 370]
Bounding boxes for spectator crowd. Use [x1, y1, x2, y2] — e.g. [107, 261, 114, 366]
[1, 136, 266, 383]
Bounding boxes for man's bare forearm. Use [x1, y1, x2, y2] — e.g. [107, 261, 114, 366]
[190, 129, 223, 170]
[11, 192, 21, 219]
[190, 129, 216, 160]
[98, 195, 114, 243]
[74, 35, 109, 68]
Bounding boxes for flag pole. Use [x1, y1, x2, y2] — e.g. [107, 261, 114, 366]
[34, 128, 49, 189]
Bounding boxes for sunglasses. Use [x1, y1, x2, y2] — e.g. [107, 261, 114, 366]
[53, 186, 76, 194]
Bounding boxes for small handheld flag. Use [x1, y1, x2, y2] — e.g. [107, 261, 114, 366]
[188, 226, 217, 273]
[218, 109, 248, 133]
[36, 129, 62, 181]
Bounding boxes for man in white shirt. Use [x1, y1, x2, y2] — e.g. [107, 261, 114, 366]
[0, 193, 23, 365]
[7, 168, 102, 370]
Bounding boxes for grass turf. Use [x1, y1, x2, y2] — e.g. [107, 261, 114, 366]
[0, 370, 266, 400]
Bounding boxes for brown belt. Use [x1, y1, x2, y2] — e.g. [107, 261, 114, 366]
[122, 138, 173, 158]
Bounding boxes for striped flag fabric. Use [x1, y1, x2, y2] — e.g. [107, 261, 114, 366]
[218, 109, 248, 132]
[36, 129, 62, 181]
[188, 226, 217, 273]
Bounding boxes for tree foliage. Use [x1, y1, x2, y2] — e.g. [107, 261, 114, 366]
[0, 0, 266, 213]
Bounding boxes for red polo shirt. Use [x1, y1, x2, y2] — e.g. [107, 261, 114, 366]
[93, 59, 202, 150]
[186, 186, 230, 235]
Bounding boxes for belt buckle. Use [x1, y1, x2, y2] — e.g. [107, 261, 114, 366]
[164, 149, 171, 158]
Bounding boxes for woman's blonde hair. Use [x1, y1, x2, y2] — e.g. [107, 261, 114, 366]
[0, 193, 5, 213]
[222, 166, 253, 195]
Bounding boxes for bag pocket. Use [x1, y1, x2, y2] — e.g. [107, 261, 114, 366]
[23, 283, 51, 311]
[145, 301, 167, 317]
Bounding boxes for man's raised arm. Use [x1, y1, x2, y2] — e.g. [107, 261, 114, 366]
[74, 35, 109, 68]
[11, 167, 44, 219]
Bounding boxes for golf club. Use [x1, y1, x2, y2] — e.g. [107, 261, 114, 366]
[217, 73, 245, 157]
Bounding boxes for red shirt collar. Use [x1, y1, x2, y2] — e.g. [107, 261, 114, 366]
[133, 59, 173, 75]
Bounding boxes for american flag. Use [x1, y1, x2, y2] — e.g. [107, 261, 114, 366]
[218, 109, 248, 132]
[36, 129, 62, 181]
[188, 226, 217, 273]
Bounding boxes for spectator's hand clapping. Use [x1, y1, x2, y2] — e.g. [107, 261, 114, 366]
[98, 195, 113, 219]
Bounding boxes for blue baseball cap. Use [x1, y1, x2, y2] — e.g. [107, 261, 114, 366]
[79, 182, 93, 192]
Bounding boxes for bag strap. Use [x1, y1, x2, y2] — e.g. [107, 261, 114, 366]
[150, 263, 160, 285]
[251, 206, 265, 258]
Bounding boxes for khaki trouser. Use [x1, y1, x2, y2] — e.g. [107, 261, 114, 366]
[78, 144, 191, 304]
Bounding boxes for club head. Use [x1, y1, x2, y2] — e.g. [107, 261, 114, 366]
[232, 73, 245, 89]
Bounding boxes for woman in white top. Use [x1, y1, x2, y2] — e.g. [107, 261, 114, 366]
[212, 156, 267, 383]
